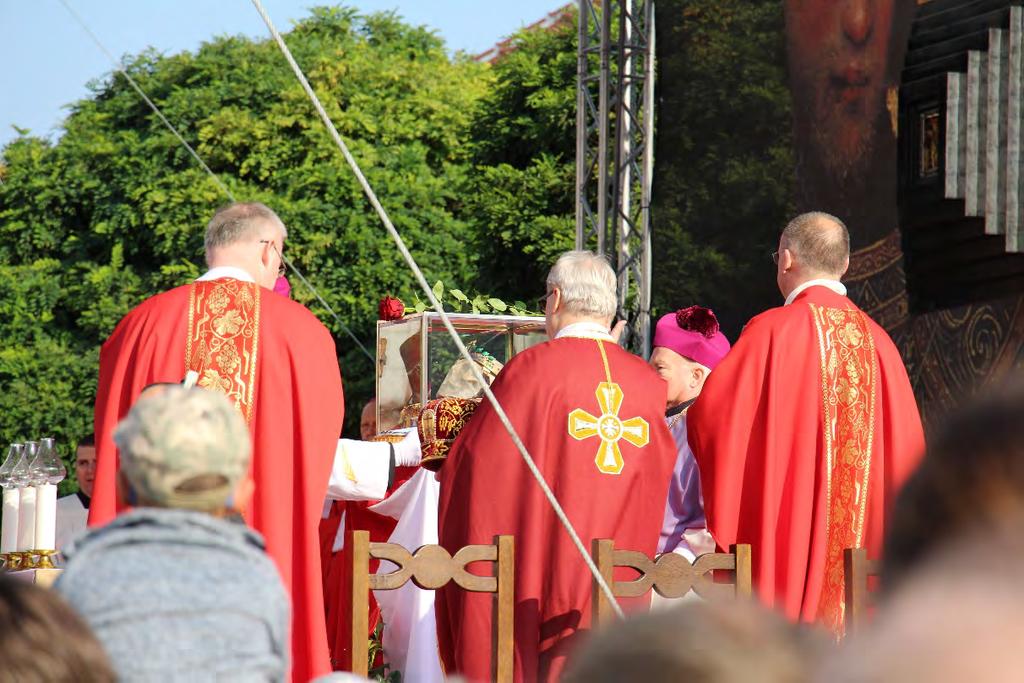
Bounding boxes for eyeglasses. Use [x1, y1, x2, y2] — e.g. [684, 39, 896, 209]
[536, 291, 554, 311]
[771, 250, 780, 266]
[259, 240, 287, 277]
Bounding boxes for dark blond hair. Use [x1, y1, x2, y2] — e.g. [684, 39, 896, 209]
[0, 576, 116, 682]
[204, 202, 287, 257]
[781, 211, 850, 277]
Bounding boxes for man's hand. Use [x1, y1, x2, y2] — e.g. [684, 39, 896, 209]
[610, 320, 627, 343]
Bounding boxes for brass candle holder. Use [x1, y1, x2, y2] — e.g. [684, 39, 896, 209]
[33, 550, 56, 569]
[21, 551, 40, 570]
[2, 552, 27, 570]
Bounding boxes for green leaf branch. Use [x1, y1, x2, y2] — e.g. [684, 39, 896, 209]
[407, 281, 539, 316]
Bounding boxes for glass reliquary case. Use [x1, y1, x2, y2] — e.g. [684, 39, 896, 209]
[375, 312, 547, 432]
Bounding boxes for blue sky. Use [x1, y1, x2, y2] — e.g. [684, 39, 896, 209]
[0, 1, 565, 149]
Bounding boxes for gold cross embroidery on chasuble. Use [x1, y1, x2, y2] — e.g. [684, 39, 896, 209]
[567, 340, 651, 475]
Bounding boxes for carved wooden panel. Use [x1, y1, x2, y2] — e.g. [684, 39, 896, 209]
[592, 539, 753, 624]
[349, 531, 514, 682]
[370, 542, 498, 592]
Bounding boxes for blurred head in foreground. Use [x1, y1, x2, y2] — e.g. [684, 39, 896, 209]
[820, 526, 1024, 683]
[564, 598, 816, 683]
[0, 575, 116, 682]
[114, 385, 252, 515]
[883, 375, 1024, 589]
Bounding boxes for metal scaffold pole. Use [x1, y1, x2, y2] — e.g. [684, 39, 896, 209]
[575, 0, 655, 357]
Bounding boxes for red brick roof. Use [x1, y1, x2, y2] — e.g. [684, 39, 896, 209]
[472, 3, 575, 63]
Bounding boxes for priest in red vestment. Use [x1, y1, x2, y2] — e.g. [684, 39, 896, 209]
[687, 211, 925, 636]
[436, 251, 678, 682]
[91, 202, 345, 682]
[318, 420, 421, 670]
[318, 400, 380, 617]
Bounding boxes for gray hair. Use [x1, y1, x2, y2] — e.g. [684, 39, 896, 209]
[781, 211, 849, 276]
[204, 202, 288, 256]
[546, 251, 617, 321]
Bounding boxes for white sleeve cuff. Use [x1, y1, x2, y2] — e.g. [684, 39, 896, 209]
[325, 439, 391, 501]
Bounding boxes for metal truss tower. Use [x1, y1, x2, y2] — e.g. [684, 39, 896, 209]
[575, 0, 655, 357]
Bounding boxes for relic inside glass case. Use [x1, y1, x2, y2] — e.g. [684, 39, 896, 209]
[375, 312, 547, 432]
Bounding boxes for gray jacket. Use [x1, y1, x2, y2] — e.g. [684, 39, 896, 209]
[56, 508, 289, 682]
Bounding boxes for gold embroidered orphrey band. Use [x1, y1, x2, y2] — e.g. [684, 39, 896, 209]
[809, 303, 878, 637]
[185, 279, 261, 423]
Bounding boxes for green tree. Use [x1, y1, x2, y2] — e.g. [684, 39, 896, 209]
[0, 258, 98, 494]
[653, 0, 794, 338]
[467, 1, 795, 338]
[0, 7, 489, 473]
[463, 16, 578, 302]
[0, 2, 798, 488]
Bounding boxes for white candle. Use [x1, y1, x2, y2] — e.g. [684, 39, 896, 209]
[1, 488, 19, 553]
[16, 486, 36, 551]
[34, 484, 57, 551]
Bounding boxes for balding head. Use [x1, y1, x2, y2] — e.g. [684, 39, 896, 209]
[360, 399, 377, 441]
[776, 211, 850, 299]
[204, 202, 288, 289]
[205, 202, 287, 255]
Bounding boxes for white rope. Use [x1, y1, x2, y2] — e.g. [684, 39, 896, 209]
[56, 0, 374, 364]
[282, 254, 374, 360]
[57, 0, 235, 202]
[249, 0, 625, 619]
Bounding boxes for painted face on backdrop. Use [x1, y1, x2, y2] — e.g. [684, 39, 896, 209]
[785, 0, 901, 182]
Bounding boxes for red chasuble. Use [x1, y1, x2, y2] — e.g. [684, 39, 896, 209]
[91, 279, 344, 682]
[688, 285, 925, 635]
[319, 502, 345, 597]
[436, 336, 677, 682]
